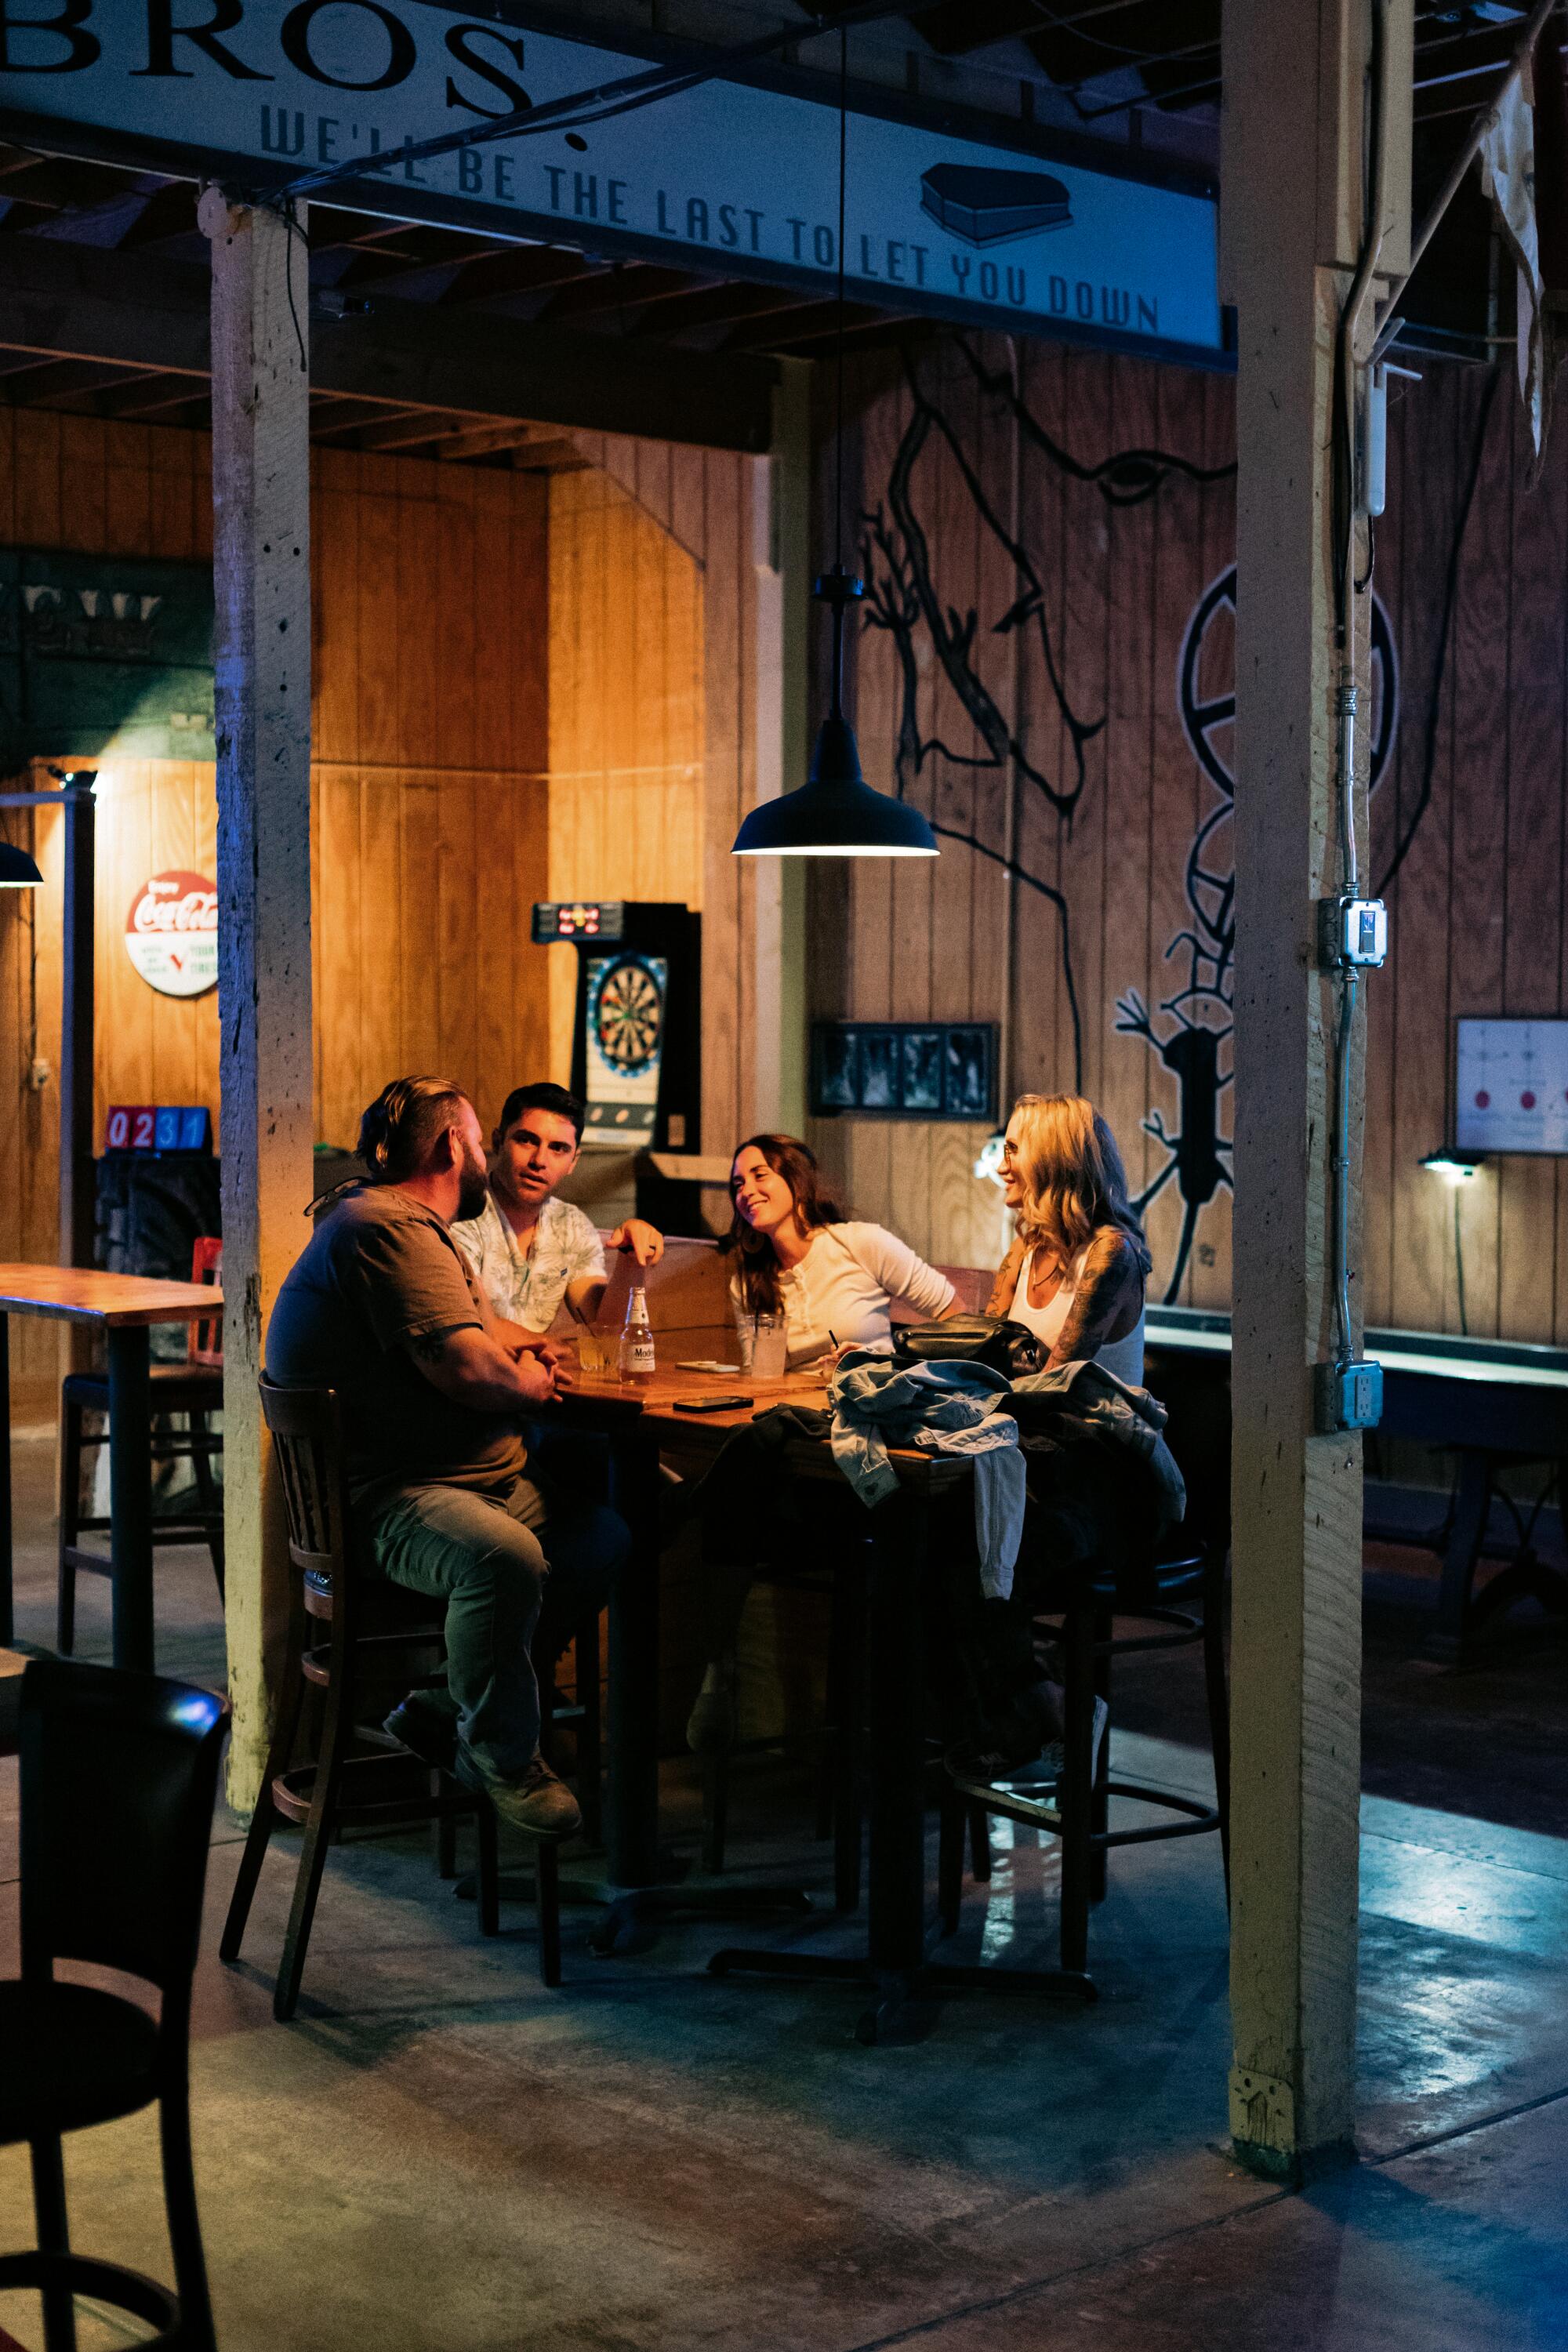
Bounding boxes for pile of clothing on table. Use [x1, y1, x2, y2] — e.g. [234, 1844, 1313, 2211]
[719, 1348, 1187, 1779]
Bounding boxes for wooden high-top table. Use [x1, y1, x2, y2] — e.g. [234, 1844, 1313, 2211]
[0, 1267, 223, 1671]
[550, 1363, 977, 2040]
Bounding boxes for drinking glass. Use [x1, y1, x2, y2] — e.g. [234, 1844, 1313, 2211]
[750, 1312, 788, 1381]
[575, 1325, 617, 1377]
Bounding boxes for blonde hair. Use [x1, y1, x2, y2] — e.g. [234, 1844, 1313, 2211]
[1006, 1093, 1152, 1276]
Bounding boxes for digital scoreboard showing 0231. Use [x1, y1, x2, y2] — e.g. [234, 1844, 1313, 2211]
[1455, 1018, 1568, 1157]
[583, 953, 669, 1145]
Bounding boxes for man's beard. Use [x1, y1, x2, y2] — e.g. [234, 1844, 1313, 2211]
[456, 1145, 490, 1223]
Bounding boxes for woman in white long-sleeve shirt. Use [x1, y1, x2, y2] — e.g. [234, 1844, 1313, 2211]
[685, 1135, 957, 1752]
[727, 1134, 956, 1369]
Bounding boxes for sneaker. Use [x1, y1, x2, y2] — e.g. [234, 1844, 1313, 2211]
[382, 1689, 459, 1772]
[685, 1657, 737, 1754]
[455, 1745, 583, 1839]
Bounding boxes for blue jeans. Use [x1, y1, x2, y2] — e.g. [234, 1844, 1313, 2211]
[367, 1475, 629, 1782]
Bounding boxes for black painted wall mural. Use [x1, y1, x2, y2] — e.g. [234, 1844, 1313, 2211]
[852, 339, 1406, 1300]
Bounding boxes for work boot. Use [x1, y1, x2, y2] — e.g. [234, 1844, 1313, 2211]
[455, 1745, 582, 1838]
[685, 1656, 737, 1753]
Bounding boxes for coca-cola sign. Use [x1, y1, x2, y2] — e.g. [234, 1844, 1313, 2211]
[125, 870, 218, 1000]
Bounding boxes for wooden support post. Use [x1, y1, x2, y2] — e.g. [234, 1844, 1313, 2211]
[199, 191, 314, 1806]
[1221, 0, 1412, 2179]
[750, 359, 811, 1134]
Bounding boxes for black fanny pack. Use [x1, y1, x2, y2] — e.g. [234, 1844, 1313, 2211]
[891, 1314, 1045, 1380]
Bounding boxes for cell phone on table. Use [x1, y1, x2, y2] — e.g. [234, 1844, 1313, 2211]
[671, 1394, 753, 1413]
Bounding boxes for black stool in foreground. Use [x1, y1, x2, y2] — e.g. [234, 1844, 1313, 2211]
[941, 1543, 1229, 1988]
[221, 1378, 559, 2020]
[0, 1658, 229, 2352]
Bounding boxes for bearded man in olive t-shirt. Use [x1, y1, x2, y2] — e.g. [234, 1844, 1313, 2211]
[267, 1076, 630, 1838]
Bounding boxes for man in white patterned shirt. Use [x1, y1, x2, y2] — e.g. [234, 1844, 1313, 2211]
[451, 1082, 663, 1333]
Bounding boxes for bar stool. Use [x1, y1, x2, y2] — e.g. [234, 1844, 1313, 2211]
[940, 1541, 1229, 1989]
[57, 1237, 224, 1652]
[221, 1378, 560, 2020]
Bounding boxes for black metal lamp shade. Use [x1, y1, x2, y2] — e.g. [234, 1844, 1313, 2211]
[732, 568, 938, 859]
[0, 840, 42, 887]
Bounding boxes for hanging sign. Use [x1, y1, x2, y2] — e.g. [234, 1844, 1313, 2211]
[125, 870, 218, 999]
[0, 5, 1224, 366]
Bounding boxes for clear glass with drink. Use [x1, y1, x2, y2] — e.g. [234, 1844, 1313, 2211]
[750, 1311, 787, 1381]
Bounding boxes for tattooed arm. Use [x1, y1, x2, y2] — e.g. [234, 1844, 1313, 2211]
[1045, 1228, 1145, 1373]
[405, 1325, 559, 1412]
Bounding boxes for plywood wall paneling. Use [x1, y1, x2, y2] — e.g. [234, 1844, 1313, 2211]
[1497, 393, 1566, 1343]
[435, 469, 477, 772]
[470, 475, 515, 774]
[510, 472, 550, 773]
[396, 495, 441, 770]
[1444, 372, 1512, 1336]
[3, 425, 553, 1249]
[104, 423, 154, 554]
[13, 410, 61, 546]
[356, 768, 404, 1102]
[1387, 372, 1460, 1328]
[1101, 357, 1161, 1225]
[397, 778, 444, 1080]
[357, 485, 401, 768]
[437, 772, 480, 1083]
[60, 416, 107, 551]
[1180, 372, 1237, 1313]
[148, 425, 198, 561]
[315, 768, 362, 1145]
[312, 470, 358, 765]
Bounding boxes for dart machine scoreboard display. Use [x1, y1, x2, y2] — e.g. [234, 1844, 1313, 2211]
[531, 900, 702, 1151]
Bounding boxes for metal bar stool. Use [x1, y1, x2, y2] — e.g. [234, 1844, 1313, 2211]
[220, 1377, 560, 2019]
[940, 1542, 1229, 1991]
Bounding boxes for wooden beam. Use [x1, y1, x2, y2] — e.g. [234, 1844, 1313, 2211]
[0, 237, 776, 452]
[437, 419, 546, 461]
[198, 190, 315, 1809]
[749, 360, 812, 1134]
[1220, 0, 1413, 2181]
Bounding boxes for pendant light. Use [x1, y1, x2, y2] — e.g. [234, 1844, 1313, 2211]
[732, 27, 937, 861]
[0, 842, 43, 887]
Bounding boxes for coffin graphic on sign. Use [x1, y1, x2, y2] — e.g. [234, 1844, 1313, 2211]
[125, 871, 218, 998]
[920, 165, 1072, 247]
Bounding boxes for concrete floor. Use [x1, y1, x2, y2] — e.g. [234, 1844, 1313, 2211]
[2, 1431, 1566, 2351]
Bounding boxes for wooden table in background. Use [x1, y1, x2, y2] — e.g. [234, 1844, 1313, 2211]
[550, 1364, 971, 2032]
[0, 1267, 223, 1672]
[0, 1646, 24, 1756]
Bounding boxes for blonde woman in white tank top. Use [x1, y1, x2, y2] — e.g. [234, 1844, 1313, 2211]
[986, 1095, 1149, 1383]
[948, 1094, 1153, 1785]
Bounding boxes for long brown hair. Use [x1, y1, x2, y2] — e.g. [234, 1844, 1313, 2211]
[1007, 1094, 1152, 1276]
[724, 1133, 844, 1313]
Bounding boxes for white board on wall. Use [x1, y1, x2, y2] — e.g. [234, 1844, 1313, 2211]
[1455, 1018, 1568, 1156]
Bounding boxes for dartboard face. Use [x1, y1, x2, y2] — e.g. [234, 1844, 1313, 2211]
[592, 955, 665, 1073]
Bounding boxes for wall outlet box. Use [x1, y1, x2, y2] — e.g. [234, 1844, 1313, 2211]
[1315, 1357, 1383, 1432]
[1318, 895, 1388, 969]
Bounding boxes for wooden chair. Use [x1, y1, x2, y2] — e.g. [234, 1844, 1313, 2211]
[0, 1659, 229, 2352]
[220, 1378, 560, 2020]
[939, 1541, 1229, 1993]
[57, 1236, 225, 1653]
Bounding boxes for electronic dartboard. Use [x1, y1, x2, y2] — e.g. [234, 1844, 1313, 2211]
[531, 900, 701, 1150]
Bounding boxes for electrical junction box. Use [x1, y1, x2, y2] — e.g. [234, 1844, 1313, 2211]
[1318, 895, 1388, 970]
[1315, 1357, 1384, 1434]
